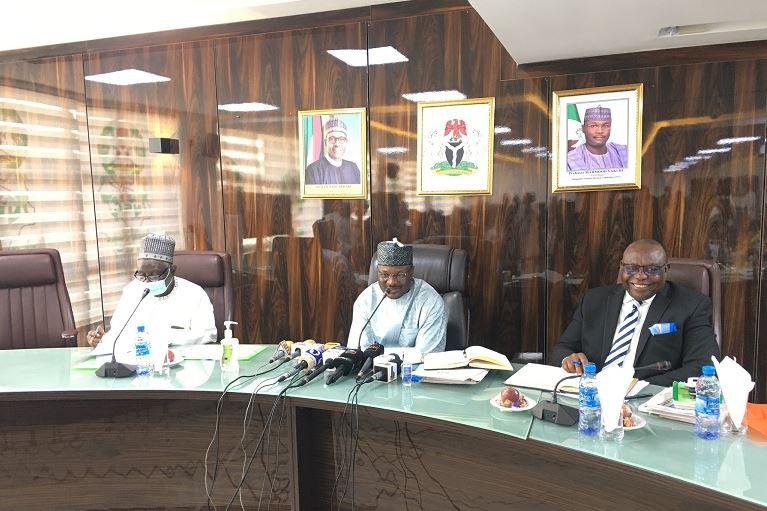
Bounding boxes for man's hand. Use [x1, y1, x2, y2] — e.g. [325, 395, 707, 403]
[87, 325, 105, 347]
[561, 352, 589, 375]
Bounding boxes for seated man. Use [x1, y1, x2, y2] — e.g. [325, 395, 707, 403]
[551, 239, 720, 386]
[347, 238, 446, 353]
[88, 233, 216, 350]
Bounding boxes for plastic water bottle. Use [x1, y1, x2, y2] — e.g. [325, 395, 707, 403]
[401, 360, 413, 386]
[578, 362, 600, 435]
[695, 365, 721, 440]
[134, 325, 151, 377]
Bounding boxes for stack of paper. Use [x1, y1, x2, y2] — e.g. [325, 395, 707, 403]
[412, 366, 488, 384]
[423, 346, 512, 371]
[638, 387, 695, 424]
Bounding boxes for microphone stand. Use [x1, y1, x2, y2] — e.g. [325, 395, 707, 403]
[356, 287, 389, 349]
[96, 289, 150, 378]
[531, 374, 581, 426]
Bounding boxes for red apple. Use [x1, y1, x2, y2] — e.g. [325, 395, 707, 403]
[500, 387, 521, 407]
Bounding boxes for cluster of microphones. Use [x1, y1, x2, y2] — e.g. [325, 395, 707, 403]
[268, 340, 402, 386]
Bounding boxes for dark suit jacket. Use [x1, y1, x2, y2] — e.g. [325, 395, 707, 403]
[551, 282, 720, 386]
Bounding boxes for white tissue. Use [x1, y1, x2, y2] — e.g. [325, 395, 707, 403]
[596, 364, 635, 432]
[711, 356, 754, 429]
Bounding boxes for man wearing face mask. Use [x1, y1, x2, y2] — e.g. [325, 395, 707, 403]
[87, 233, 216, 349]
[347, 238, 446, 353]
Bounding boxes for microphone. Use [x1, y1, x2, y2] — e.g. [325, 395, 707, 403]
[96, 288, 150, 378]
[325, 349, 363, 385]
[355, 287, 390, 350]
[633, 360, 672, 378]
[362, 353, 402, 384]
[634, 360, 672, 372]
[530, 374, 580, 426]
[296, 347, 346, 386]
[357, 343, 384, 379]
[269, 340, 294, 363]
[277, 346, 324, 382]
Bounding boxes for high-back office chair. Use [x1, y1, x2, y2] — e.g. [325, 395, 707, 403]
[0, 248, 77, 349]
[368, 243, 468, 351]
[666, 258, 722, 348]
[173, 251, 234, 341]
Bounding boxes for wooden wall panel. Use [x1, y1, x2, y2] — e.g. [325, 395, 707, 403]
[547, 61, 767, 400]
[368, 9, 519, 351]
[215, 24, 369, 344]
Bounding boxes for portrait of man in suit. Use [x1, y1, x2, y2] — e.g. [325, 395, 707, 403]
[551, 239, 720, 386]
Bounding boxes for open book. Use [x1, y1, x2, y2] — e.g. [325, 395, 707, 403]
[504, 363, 581, 393]
[423, 346, 513, 371]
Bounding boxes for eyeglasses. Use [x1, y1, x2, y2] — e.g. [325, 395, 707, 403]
[620, 263, 667, 276]
[134, 267, 170, 283]
[377, 271, 410, 281]
[327, 136, 347, 144]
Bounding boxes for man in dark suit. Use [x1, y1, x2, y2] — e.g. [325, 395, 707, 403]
[552, 239, 720, 386]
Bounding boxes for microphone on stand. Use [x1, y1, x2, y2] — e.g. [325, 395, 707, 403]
[96, 288, 150, 378]
[269, 340, 294, 363]
[355, 287, 389, 348]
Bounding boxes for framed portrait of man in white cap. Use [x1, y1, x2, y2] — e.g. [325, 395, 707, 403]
[551, 83, 643, 193]
[298, 107, 367, 199]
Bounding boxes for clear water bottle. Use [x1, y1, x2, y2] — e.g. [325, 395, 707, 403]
[578, 362, 600, 435]
[695, 365, 720, 440]
[401, 361, 413, 386]
[134, 325, 151, 377]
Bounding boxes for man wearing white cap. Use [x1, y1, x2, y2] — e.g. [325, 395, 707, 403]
[305, 117, 362, 185]
[567, 106, 628, 171]
[347, 238, 447, 353]
[87, 233, 216, 350]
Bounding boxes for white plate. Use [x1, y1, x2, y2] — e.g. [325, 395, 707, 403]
[624, 414, 646, 431]
[490, 395, 536, 412]
[166, 354, 185, 368]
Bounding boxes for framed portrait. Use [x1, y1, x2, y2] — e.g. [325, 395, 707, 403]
[551, 83, 643, 193]
[417, 97, 494, 195]
[299, 107, 367, 199]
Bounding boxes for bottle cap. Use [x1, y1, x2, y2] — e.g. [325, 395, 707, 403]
[137, 325, 145, 332]
[702, 365, 715, 376]
[584, 362, 596, 374]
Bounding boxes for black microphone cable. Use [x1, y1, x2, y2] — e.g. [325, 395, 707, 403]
[204, 357, 289, 510]
[332, 380, 365, 511]
[224, 373, 305, 511]
[355, 287, 389, 349]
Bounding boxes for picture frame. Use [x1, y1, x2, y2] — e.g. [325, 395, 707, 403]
[551, 83, 643, 193]
[417, 97, 494, 195]
[298, 107, 367, 199]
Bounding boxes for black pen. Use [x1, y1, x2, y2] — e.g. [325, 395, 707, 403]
[625, 393, 655, 401]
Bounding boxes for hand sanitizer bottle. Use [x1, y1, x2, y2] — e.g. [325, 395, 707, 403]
[221, 321, 239, 374]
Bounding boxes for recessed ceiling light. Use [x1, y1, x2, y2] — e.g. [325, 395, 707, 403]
[85, 69, 170, 86]
[698, 147, 731, 154]
[500, 138, 532, 146]
[717, 136, 761, 145]
[218, 102, 279, 112]
[494, 126, 511, 134]
[401, 90, 466, 102]
[327, 46, 408, 67]
[377, 147, 408, 154]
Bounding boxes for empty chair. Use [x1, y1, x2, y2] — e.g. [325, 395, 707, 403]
[0, 248, 77, 349]
[666, 258, 722, 348]
[368, 243, 468, 351]
[173, 251, 234, 341]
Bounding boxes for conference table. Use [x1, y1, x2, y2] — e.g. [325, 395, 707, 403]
[0, 347, 765, 510]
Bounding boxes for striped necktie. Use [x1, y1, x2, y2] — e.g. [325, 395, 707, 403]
[604, 300, 643, 369]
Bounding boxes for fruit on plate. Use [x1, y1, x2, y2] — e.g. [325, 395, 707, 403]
[499, 387, 527, 408]
[622, 402, 636, 427]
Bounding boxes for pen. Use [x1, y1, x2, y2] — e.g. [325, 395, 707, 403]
[170, 325, 185, 330]
[625, 393, 654, 401]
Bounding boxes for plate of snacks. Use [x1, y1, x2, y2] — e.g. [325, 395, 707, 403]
[491, 387, 536, 412]
[622, 402, 646, 430]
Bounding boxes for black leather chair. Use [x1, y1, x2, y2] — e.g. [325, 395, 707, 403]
[173, 251, 234, 341]
[368, 243, 468, 350]
[666, 258, 722, 348]
[0, 248, 77, 349]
